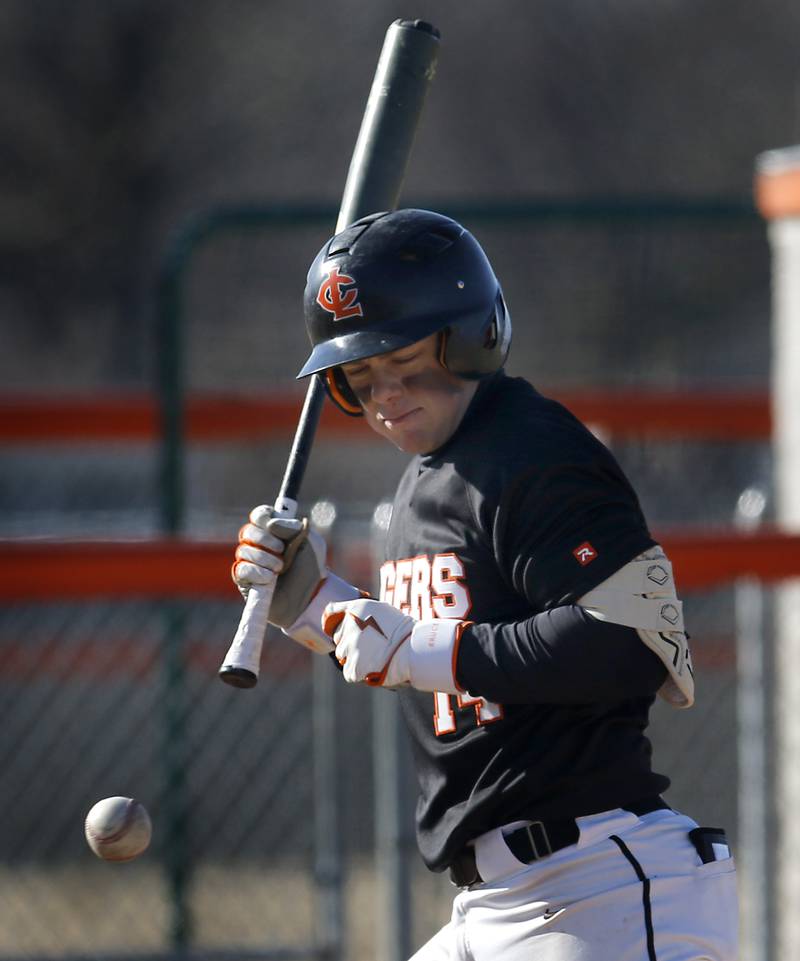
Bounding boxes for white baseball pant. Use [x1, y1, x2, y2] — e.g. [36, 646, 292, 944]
[409, 806, 738, 961]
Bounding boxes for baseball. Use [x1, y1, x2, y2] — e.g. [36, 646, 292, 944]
[84, 796, 152, 862]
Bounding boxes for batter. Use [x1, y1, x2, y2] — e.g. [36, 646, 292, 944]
[232, 209, 738, 960]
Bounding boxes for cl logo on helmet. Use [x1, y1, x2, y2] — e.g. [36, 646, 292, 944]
[316, 266, 364, 322]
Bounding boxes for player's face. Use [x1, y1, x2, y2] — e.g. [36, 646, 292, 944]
[340, 333, 478, 454]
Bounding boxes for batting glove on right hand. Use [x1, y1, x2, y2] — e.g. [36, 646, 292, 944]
[232, 504, 360, 654]
[322, 598, 470, 694]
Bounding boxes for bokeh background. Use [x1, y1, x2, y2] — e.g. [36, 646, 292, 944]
[1, 2, 798, 959]
[3, 0, 798, 398]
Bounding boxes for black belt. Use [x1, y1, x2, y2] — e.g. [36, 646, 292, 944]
[448, 796, 670, 888]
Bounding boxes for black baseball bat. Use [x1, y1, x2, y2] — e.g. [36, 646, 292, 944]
[219, 19, 440, 688]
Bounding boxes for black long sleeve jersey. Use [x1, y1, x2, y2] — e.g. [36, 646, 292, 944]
[380, 371, 671, 873]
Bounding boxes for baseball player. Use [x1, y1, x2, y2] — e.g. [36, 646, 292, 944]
[233, 210, 739, 960]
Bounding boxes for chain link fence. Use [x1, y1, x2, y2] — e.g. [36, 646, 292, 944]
[0, 598, 326, 959]
[0, 513, 784, 960]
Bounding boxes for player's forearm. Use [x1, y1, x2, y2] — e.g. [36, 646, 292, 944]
[455, 605, 667, 704]
[281, 571, 363, 652]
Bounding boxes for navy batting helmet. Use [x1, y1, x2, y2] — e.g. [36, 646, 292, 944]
[297, 209, 512, 415]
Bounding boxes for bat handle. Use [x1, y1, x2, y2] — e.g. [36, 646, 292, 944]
[218, 581, 276, 688]
[219, 496, 298, 688]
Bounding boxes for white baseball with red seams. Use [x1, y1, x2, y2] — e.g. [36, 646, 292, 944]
[84, 797, 152, 861]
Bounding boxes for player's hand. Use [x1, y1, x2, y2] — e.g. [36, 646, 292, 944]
[233, 503, 324, 617]
[322, 598, 413, 687]
[232, 504, 361, 655]
[321, 598, 472, 694]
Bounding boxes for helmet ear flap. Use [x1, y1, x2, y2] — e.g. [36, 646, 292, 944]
[440, 292, 512, 379]
[321, 368, 363, 417]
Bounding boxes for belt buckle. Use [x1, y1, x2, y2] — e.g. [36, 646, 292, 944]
[524, 820, 553, 860]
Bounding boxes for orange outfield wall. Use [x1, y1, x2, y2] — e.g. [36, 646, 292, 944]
[0, 529, 798, 601]
[0, 389, 772, 443]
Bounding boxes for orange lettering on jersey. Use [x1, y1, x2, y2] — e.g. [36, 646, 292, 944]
[433, 692, 504, 736]
[458, 692, 505, 726]
[409, 555, 433, 620]
[431, 553, 472, 619]
[393, 558, 414, 614]
[382, 553, 472, 620]
[379, 561, 396, 605]
[381, 553, 498, 736]
[433, 691, 457, 735]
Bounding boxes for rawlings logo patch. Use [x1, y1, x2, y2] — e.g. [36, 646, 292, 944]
[572, 542, 598, 566]
[316, 266, 364, 321]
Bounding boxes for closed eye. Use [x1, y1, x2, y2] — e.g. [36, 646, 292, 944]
[343, 352, 419, 378]
[394, 351, 421, 365]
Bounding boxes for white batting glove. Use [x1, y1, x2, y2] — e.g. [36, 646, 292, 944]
[232, 505, 296, 594]
[232, 505, 360, 654]
[322, 598, 471, 693]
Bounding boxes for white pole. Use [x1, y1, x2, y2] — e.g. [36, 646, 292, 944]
[734, 487, 768, 961]
[755, 148, 800, 960]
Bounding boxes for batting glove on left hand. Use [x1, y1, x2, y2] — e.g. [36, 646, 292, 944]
[322, 598, 471, 693]
[233, 505, 360, 654]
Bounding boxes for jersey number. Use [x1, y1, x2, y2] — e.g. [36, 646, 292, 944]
[381, 553, 503, 735]
[433, 691, 504, 736]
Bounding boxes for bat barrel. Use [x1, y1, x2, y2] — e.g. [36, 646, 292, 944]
[336, 19, 440, 232]
[277, 376, 326, 507]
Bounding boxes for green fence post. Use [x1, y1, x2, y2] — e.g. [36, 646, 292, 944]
[157, 231, 193, 953]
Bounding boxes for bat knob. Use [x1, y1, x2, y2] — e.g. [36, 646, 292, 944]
[219, 665, 258, 689]
[395, 19, 440, 38]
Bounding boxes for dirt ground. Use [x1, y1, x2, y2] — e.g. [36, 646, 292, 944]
[0, 857, 453, 960]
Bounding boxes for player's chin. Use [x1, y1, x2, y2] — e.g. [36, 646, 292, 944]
[379, 425, 431, 454]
